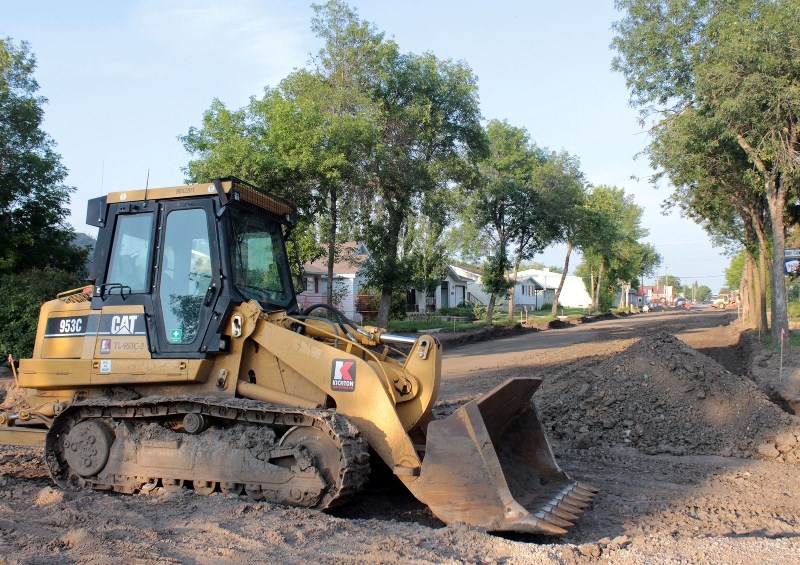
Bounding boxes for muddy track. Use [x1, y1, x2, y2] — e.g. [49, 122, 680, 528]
[2, 309, 800, 564]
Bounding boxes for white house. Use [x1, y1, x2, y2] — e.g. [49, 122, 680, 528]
[446, 266, 592, 311]
[297, 242, 370, 321]
[515, 267, 593, 309]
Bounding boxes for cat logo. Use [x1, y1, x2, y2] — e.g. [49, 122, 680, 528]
[110, 314, 139, 335]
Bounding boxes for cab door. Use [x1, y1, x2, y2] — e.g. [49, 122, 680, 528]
[154, 200, 220, 356]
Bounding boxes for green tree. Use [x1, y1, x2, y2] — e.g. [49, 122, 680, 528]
[648, 104, 769, 330]
[400, 190, 452, 309]
[359, 48, 485, 327]
[180, 93, 324, 285]
[579, 185, 653, 310]
[460, 121, 538, 323]
[612, 0, 800, 340]
[0, 267, 83, 361]
[537, 152, 587, 316]
[726, 251, 746, 292]
[0, 37, 86, 275]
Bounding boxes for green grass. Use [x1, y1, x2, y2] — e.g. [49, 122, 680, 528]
[386, 319, 487, 332]
[380, 306, 596, 333]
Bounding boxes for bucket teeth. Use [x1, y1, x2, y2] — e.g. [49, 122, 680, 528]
[568, 491, 594, 504]
[541, 503, 579, 522]
[554, 499, 584, 515]
[573, 485, 596, 498]
[534, 510, 574, 529]
[561, 494, 590, 509]
[577, 482, 599, 493]
[513, 480, 597, 534]
[522, 515, 569, 535]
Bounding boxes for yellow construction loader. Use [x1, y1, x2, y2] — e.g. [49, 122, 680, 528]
[0, 178, 594, 534]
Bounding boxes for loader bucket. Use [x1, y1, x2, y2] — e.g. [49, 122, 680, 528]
[415, 378, 596, 534]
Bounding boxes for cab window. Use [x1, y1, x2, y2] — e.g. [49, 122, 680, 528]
[159, 208, 211, 344]
[106, 213, 154, 293]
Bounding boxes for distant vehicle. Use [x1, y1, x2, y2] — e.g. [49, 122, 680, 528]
[674, 297, 688, 308]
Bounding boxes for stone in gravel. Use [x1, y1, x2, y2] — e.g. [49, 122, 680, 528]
[577, 543, 601, 557]
[608, 535, 631, 549]
[774, 432, 798, 453]
[757, 443, 780, 459]
[602, 418, 617, 429]
[574, 433, 593, 449]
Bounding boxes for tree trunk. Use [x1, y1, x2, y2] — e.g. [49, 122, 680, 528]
[740, 253, 754, 327]
[735, 133, 787, 340]
[508, 256, 521, 321]
[757, 246, 769, 331]
[374, 203, 404, 328]
[766, 175, 788, 341]
[326, 186, 338, 307]
[376, 287, 392, 328]
[486, 293, 496, 324]
[751, 209, 769, 331]
[594, 263, 604, 309]
[551, 242, 573, 317]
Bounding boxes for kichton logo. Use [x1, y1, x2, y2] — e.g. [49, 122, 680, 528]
[331, 359, 356, 392]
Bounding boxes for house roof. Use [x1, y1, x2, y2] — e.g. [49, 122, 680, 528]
[444, 265, 476, 284]
[517, 277, 545, 291]
[303, 242, 368, 277]
[516, 268, 565, 290]
[449, 264, 481, 282]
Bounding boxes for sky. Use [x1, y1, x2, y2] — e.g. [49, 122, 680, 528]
[4, 0, 732, 291]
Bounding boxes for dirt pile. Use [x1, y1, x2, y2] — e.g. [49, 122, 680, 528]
[537, 332, 800, 461]
[0, 376, 28, 412]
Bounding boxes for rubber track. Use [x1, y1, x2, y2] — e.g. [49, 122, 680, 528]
[46, 396, 371, 509]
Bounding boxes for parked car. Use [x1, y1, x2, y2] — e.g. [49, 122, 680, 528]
[674, 297, 688, 308]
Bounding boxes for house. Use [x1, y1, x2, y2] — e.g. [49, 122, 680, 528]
[405, 265, 482, 312]
[513, 267, 592, 309]
[297, 242, 370, 321]
[296, 245, 592, 320]
[638, 284, 675, 305]
[440, 266, 592, 312]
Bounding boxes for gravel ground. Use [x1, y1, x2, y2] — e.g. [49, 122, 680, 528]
[2, 310, 799, 564]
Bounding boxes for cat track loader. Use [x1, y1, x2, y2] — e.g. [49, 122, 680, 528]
[0, 177, 595, 534]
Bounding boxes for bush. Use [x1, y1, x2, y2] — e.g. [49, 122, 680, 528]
[389, 292, 407, 321]
[442, 304, 479, 321]
[0, 267, 83, 365]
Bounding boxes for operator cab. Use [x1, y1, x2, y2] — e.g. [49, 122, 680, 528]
[86, 177, 297, 358]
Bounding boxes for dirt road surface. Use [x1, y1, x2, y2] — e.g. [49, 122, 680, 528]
[2, 308, 800, 564]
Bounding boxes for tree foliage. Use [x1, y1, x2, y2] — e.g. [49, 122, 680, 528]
[578, 185, 656, 309]
[0, 267, 84, 361]
[0, 37, 86, 276]
[612, 0, 800, 339]
[457, 120, 586, 322]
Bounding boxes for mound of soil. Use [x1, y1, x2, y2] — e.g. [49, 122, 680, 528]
[0, 376, 28, 411]
[537, 332, 800, 461]
[578, 313, 616, 324]
[435, 323, 527, 347]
